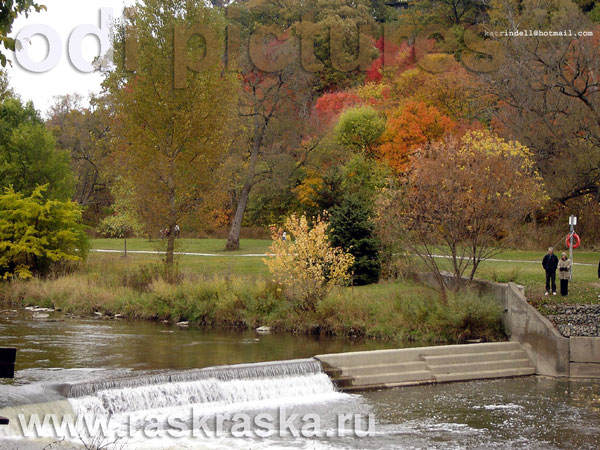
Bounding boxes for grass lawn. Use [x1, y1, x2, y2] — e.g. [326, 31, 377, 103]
[90, 238, 272, 255]
[92, 253, 270, 276]
[490, 249, 600, 265]
[89, 238, 600, 304]
[419, 253, 600, 305]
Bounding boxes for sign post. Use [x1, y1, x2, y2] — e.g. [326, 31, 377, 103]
[569, 216, 577, 280]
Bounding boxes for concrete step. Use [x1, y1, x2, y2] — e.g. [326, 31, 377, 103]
[352, 370, 434, 386]
[341, 379, 436, 392]
[429, 359, 534, 375]
[340, 361, 429, 376]
[416, 342, 523, 355]
[317, 342, 536, 391]
[570, 362, 600, 378]
[316, 342, 522, 367]
[435, 367, 535, 383]
[423, 350, 528, 366]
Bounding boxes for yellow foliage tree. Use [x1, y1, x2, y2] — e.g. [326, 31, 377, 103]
[404, 130, 547, 291]
[264, 214, 354, 311]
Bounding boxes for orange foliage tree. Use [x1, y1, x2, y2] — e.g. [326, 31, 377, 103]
[378, 101, 456, 173]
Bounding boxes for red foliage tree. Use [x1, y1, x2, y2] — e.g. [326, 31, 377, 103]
[314, 91, 363, 125]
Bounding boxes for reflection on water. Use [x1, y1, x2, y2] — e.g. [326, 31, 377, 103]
[0, 310, 399, 385]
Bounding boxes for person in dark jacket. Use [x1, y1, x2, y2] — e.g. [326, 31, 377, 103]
[542, 247, 558, 295]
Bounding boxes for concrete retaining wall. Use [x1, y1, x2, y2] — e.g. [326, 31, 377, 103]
[418, 272, 600, 379]
[503, 283, 571, 377]
[570, 337, 600, 378]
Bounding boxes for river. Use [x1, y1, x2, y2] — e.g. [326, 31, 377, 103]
[1, 309, 599, 449]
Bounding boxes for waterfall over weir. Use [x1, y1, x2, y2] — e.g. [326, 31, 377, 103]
[61, 358, 323, 398]
[58, 358, 338, 417]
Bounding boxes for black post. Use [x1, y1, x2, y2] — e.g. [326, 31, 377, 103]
[0, 347, 17, 425]
[0, 347, 16, 378]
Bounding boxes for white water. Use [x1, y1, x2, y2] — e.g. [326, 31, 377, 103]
[69, 372, 340, 416]
[2, 363, 351, 448]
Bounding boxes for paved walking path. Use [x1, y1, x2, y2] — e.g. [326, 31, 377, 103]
[91, 249, 268, 257]
[90, 249, 597, 266]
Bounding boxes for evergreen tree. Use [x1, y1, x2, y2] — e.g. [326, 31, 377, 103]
[328, 195, 381, 285]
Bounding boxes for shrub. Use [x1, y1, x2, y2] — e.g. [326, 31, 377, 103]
[0, 185, 88, 279]
[264, 214, 354, 311]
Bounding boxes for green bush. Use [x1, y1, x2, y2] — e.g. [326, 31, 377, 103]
[0, 185, 88, 279]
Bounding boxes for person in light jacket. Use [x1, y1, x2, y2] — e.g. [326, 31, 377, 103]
[558, 252, 571, 296]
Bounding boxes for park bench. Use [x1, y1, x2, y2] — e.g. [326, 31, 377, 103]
[0, 347, 17, 425]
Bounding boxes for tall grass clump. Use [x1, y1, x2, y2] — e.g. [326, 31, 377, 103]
[396, 288, 504, 343]
[0, 255, 505, 343]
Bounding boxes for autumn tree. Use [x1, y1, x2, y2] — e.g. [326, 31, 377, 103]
[224, 42, 313, 250]
[402, 131, 546, 291]
[315, 91, 363, 125]
[388, 54, 491, 122]
[224, 5, 316, 251]
[46, 94, 113, 223]
[316, 51, 488, 175]
[223, 0, 378, 250]
[484, 0, 600, 204]
[379, 101, 456, 173]
[265, 214, 354, 311]
[105, 0, 238, 268]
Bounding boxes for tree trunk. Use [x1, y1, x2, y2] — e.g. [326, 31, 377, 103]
[225, 182, 251, 251]
[166, 167, 176, 268]
[225, 119, 264, 251]
[166, 226, 175, 267]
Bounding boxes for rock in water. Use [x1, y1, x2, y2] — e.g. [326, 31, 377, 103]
[32, 313, 49, 319]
